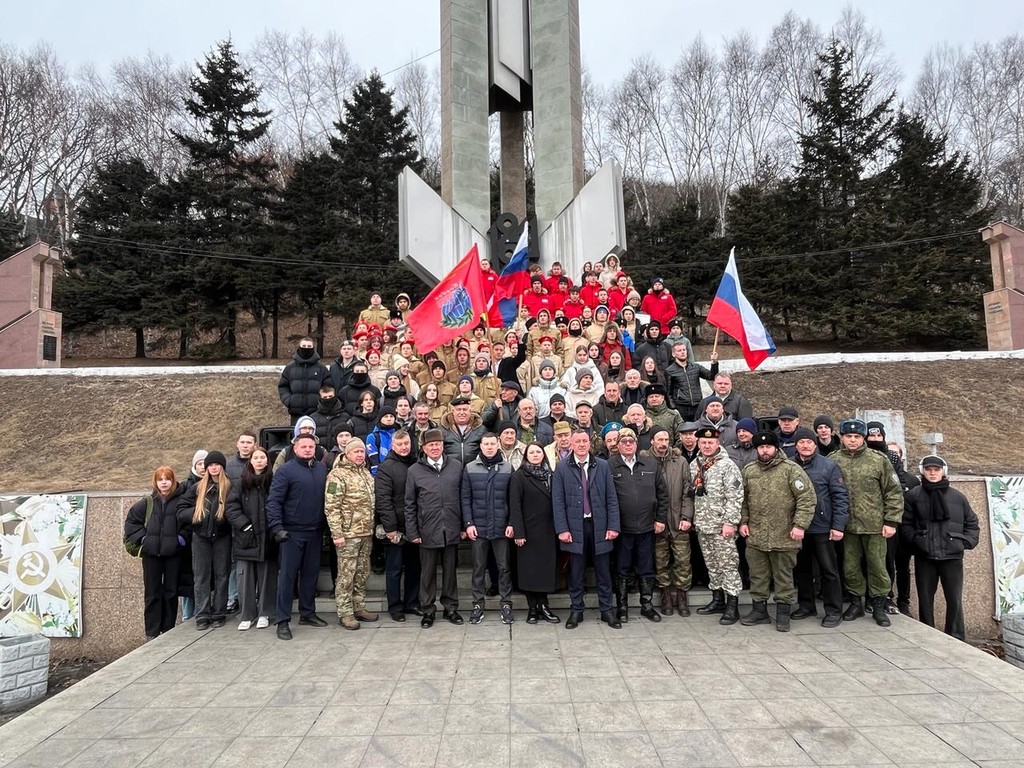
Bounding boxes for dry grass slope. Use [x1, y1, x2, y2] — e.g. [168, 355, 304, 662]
[0, 358, 1021, 492]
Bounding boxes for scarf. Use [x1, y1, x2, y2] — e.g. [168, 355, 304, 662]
[920, 477, 951, 521]
[691, 454, 720, 497]
[481, 451, 503, 468]
[521, 460, 552, 488]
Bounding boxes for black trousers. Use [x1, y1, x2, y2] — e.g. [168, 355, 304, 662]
[616, 531, 655, 579]
[915, 556, 966, 641]
[142, 555, 180, 637]
[275, 530, 321, 624]
[568, 517, 613, 612]
[420, 543, 459, 616]
[793, 533, 842, 617]
[886, 535, 912, 604]
[385, 540, 421, 614]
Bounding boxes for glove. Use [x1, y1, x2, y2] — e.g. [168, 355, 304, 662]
[273, 529, 290, 543]
[177, 535, 186, 547]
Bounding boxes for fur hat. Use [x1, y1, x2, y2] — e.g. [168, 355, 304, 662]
[422, 428, 445, 445]
[752, 431, 780, 448]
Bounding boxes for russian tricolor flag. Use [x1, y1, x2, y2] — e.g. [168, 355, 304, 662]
[486, 222, 531, 328]
[706, 249, 776, 370]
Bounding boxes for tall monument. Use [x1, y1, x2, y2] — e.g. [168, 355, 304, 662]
[981, 221, 1024, 350]
[399, 0, 626, 285]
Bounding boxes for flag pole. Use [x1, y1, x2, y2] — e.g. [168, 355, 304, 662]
[712, 328, 720, 358]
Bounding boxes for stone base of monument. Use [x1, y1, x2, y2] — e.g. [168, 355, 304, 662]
[1004, 614, 1024, 670]
[0, 636, 50, 713]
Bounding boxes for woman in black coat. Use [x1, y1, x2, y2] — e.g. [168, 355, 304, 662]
[124, 466, 189, 639]
[900, 455, 980, 641]
[509, 443, 560, 624]
[225, 447, 278, 631]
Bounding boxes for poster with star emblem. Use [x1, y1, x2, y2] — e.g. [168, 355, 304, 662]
[0, 494, 85, 637]
[988, 477, 1024, 618]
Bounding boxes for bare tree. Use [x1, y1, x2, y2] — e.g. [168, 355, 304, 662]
[912, 43, 967, 141]
[394, 60, 440, 185]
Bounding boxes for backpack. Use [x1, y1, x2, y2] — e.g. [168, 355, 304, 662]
[124, 496, 154, 558]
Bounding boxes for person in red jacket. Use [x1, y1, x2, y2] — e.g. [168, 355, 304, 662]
[607, 273, 631, 316]
[522, 276, 557, 317]
[641, 277, 678, 335]
[560, 285, 587, 320]
[544, 262, 573, 294]
[580, 271, 603, 308]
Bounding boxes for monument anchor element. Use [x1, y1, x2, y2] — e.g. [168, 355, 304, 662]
[399, 0, 626, 286]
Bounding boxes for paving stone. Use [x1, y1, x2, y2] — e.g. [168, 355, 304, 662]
[359, 734, 440, 767]
[509, 733, 585, 767]
[859, 724, 968, 763]
[284, 736, 370, 766]
[925, 721, 1024, 762]
[649, 729, 739, 767]
[434, 733, 510, 767]
[789, 727, 891, 765]
[579, 731, 663, 767]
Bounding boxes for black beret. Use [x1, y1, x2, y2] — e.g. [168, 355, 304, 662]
[694, 427, 720, 440]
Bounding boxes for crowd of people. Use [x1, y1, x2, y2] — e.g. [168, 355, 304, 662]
[124, 257, 979, 643]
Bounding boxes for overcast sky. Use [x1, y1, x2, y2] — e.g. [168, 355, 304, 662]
[5, 0, 1020, 90]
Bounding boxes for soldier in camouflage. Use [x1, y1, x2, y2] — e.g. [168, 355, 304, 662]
[689, 426, 744, 625]
[831, 418, 905, 627]
[645, 427, 695, 617]
[739, 432, 816, 632]
[324, 437, 379, 630]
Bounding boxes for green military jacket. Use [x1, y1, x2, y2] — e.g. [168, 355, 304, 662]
[832, 445, 904, 534]
[740, 452, 816, 551]
[646, 402, 682, 438]
[325, 457, 376, 539]
[689, 446, 743, 532]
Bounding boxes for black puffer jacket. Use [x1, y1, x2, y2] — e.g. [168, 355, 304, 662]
[124, 486, 188, 557]
[177, 480, 232, 539]
[278, 349, 330, 418]
[225, 478, 276, 562]
[375, 450, 418, 534]
[901, 482, 980, 560]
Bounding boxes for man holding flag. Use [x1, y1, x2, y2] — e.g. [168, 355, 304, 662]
[706, 249, 776, 370]
[487, 222, 532, 329]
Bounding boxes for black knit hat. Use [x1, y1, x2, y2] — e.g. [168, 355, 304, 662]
[204, 450, 227, 470]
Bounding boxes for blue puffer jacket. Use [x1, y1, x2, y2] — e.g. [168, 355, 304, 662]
[552, 454, 620, 555]
[266, 454, 328, 534]
[366, 423, 396, 475]
[794, 450, 849, 534]
[460, 456, 513, 539]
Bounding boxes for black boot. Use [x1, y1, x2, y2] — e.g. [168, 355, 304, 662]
[842, 597, 865, 622]
[676, 589, 690, 617]
[659, 587, 674, 617]
[615, 578, 629, 623]
[719, 593, 740, 625]
[537, 604, 560, 624]
[639, 578, 662, 623]
[696, 589, 726, 615]
[775, 603, 791, 632]
[870, 596, 891, 627]
[741, 599, 771, 626]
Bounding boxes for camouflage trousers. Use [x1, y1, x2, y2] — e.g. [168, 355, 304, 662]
[842, 533, 891, 599]
[654, 532, 692, 590]
[335, 536, 371, 619]
[696, 531, 742, 597]
[746, 546, 798, 604]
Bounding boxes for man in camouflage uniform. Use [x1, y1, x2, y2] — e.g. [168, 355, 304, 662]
[739, 431, 816, 632]
[831, 418, 905, 627]
[645, 427, 695, 617]
[324, 437, 379, 630]
[690, 426, 744, 625]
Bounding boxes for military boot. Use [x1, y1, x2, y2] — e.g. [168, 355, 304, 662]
[775, 603, 791, 632]
[675, 589, 690, 617]
[741, 600, 771, 626]
[842, 597, 865, 621]
[696, 589, 725, 615]
[659, 587, 675, 617]
[639, 578, 662, 623]
[615, 578, 630, 623]
[719, 593, 740, 625]
[870, 596, 891, 627]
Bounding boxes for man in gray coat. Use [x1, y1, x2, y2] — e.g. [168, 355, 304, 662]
[405, 429, 465, 627]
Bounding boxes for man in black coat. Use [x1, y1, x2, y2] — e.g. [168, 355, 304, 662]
[329, 339, 362, 392]
[593, 381, 627, 427]
[405, 429, 465, 627]
[375, 430, 420, 622]
[277, 337, 330, 425]
[608, 427, 669, 623]
[311, 384, 352, 452]
[339, 361, 382, 417]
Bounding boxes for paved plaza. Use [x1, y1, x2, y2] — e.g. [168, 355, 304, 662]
[1, 600, 1024, 767]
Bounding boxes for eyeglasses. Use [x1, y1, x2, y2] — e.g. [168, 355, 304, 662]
[618, 438, 636, 444]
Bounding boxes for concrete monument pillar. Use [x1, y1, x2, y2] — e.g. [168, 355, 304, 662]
[981, 221, 1024, 350]
[400, 0, 625, 286]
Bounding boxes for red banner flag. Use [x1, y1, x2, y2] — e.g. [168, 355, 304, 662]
[406, 244, 488, 352]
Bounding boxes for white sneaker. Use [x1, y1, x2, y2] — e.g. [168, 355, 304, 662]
[256, 616, 270, 629]
[237, 620, 252, 631]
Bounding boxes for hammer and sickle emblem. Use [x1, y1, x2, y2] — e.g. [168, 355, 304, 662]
[17, 552, 47, 582]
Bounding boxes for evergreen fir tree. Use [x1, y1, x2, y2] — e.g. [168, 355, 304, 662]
[0, 209, 26, 258]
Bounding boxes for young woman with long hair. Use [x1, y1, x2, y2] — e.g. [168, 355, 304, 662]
[225, 448, 277, 631]
[178, 451, 232, 630]
[124, 466, 188, 639]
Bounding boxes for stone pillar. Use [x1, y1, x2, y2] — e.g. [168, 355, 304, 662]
[440, 0, 491, 235]
[530, 0, 584, 236]
[499, 111, 527, 221]
[0, 635, 50, 713]
[981, 221, 1024, 350]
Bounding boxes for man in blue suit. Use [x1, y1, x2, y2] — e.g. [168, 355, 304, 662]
[553, 429, 622, 629]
